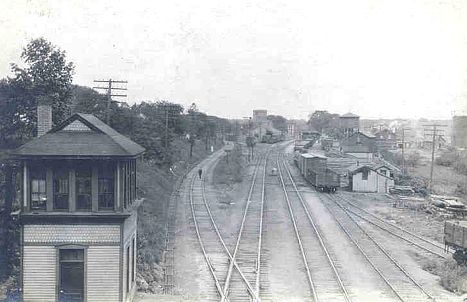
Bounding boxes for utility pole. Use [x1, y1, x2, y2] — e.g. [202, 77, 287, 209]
[423, 124, 447, 194]
[93, 79, 128, 124]
[400, 128, 410, 175]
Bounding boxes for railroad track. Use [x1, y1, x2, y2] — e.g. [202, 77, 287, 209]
[318, 193, 436, 302]
[333, 196, 450, 258]
[222, 150, 270, 302]
[282, 156, 436, 302]
[188, 149, 262, 301]
[277, 155, 351, 302]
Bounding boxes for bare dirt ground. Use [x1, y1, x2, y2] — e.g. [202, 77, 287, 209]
[339, 191, 466, 301]
[140, 143, 465, 301]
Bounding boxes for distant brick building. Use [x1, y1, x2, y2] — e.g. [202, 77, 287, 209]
[13, 108, 145, 302]
[253, 109, 267, 121]
[287, 122, 296, 139]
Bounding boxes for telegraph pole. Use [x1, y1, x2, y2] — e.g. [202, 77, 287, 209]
[423, 124, 447, 194]
[400, 128, 410, 175]
[93, 79, 128, 124]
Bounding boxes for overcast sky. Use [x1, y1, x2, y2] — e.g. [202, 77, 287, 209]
[1, 0, 466, 119]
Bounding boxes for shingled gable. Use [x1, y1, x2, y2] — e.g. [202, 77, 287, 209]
[13, 113, 145, 158]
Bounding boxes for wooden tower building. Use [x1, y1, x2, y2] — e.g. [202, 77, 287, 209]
[13, 109, 145, 302]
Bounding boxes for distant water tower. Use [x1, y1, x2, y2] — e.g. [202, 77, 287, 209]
[339, 112, 360, 137]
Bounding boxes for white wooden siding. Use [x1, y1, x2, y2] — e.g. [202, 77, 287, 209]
[352, 171, 395, 193]
[122, 232, 137, 302]
[23, 246, 56, 302]
[24, 224, 120, 244]
[87, 246, 120, 302]
[352, 170, 377, 192]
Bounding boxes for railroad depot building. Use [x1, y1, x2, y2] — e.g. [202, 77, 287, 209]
[13, 106, 145, 302]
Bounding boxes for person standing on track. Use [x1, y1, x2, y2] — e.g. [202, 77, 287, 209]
[198, 168, 203, 179]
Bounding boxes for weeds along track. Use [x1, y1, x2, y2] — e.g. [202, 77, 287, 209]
[316, 193, 436, 302]
[188, 149, 261, 301]
[277, 156, 351, 302]
[162, 171, 186, 294]
[222, 147, 273, 302]
[334, 196, 450, 258]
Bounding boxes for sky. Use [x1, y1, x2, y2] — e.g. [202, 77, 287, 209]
[1, 0, 466, 120]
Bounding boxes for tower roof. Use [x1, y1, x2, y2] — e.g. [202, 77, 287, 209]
[13, 113, 145, 158]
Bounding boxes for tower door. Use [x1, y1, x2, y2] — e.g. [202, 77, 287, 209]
[59, 249, 84, 302]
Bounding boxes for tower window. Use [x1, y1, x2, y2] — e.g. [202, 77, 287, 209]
[76, 167, 92, 211]
[30, 169, 47, 211]
[98, 163, 114, 210]
[53, 170, 69, 210]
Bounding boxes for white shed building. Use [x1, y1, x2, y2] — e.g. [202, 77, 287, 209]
[349, 165, 395, 193]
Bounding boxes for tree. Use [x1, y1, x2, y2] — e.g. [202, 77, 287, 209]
[71, 85, 108, 120]
[406, 151, 421, 168]
[0, 38, 74, 278]
[9, 37, 74, 129]
[267, 115, 288, 133]
[307, 110, 339, 136]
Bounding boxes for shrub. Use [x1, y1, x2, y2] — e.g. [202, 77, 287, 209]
[436, 149, 467, 175]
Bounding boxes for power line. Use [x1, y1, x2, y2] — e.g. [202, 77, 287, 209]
[422, 124, 447, 194]
[93, 79, 128, 124]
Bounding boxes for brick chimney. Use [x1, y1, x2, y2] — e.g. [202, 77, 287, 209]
[37, 97, 52, 137]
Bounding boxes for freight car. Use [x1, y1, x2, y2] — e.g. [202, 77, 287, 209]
[445, 220, 467, 265]
[296, 152, 340, 192]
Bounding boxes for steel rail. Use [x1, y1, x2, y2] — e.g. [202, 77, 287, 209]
[280, 156, 352, 302]
[326, 194, 436, 301]
[255, 151, 268, 295]
[276, 156, 318, 302]
[189, 173, 226, 300]
[340, 197, 450, 254]
[190, 153, 260, 301]
[222, 151, 268, 302]
[314, 194, 406, 302]
[343, 205, 446, 259]
[200, 156, 261, 302]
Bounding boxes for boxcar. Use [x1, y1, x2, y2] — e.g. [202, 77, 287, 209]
[445, 220, 467, 265]
[299, 153, 339, 192]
